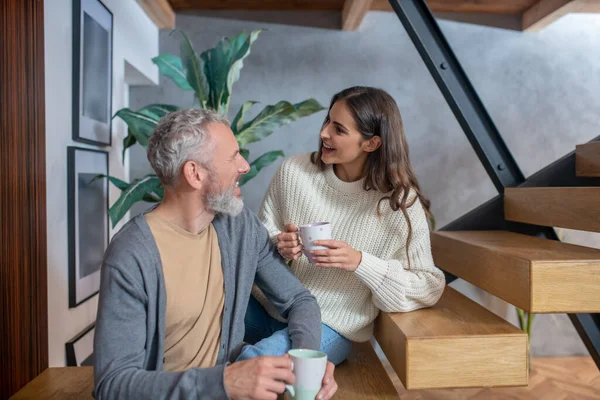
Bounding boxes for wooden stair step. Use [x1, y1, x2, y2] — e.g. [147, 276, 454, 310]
[374, 287, 528, 390]
[333, 342, 399, 399]
[505, 187, 600, 233]
[432, 231, 600, 313]
[576, 142, 600, 177]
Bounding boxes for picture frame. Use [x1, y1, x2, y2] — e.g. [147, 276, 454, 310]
[67, 147, 109, 308]
[66, 323, 95, 367]
[72, 0, 113, 146]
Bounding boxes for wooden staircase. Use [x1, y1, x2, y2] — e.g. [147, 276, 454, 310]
[362, 140, 599, 393]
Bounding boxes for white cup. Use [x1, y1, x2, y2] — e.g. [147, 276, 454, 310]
[299, 222, 331, 263]
[286, 349, 327, 400]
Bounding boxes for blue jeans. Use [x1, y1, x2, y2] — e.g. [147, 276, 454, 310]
[237, 296, 352, 366]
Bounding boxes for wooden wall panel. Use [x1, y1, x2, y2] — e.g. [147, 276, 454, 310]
[0, 0, 48, 397]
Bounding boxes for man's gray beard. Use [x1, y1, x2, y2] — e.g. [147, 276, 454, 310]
[205, 184, 244, 216]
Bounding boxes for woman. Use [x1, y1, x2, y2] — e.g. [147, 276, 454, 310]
[238, 86, 446, 365]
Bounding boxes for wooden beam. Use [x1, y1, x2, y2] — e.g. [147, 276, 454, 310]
[577, 0, 600, 12]
[522, 0, 585, 31]
[171, 0, 540, 14]
[342, 0, 373, 30]
[169, 0, 345, 11]
[137, 0, 175, 29]
[372, 0, 538, 14]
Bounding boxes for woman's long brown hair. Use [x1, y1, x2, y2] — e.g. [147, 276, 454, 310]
[311, 86, 431, 269]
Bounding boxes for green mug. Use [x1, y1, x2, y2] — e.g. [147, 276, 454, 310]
[285, 349, 327, 400]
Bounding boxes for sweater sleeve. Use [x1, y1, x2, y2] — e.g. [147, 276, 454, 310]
[252, 214, 322, 350]
[94, 264, 229, 400]
[353, 199, 446, 313]
[258, 163, 286, 246]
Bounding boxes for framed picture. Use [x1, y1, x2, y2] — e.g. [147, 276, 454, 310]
[68, 147, 109, 308]
[72, 0, 113, 146]
[66, 323, 95, 367]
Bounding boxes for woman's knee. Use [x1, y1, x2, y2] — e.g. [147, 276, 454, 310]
[319, 325, 352, 365]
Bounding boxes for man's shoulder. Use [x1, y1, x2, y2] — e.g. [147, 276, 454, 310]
[104, 214, 157, 275]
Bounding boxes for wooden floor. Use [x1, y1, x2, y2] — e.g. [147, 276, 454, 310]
[384, 357, 600, 399]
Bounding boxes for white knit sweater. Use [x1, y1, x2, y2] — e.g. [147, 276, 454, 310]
[254, 153, 446, 342]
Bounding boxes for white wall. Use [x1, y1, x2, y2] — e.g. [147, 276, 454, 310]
[45, 0, 159, 367]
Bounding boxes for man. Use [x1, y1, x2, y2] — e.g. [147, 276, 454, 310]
[93, 109, 337, 399]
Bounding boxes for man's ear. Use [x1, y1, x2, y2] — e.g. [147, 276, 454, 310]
[363, 136, 382, 153]
[181, 160, 206, 189]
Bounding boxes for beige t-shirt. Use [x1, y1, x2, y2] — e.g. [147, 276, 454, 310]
[145, 213, 225, 371]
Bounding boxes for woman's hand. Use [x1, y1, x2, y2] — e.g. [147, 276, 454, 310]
[276, 224, 303, 261]
[310, 240, 362, 271]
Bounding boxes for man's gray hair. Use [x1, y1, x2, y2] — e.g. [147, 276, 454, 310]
[147, 109, 229, 186]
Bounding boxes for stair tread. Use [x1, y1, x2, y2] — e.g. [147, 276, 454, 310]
[432, 230, 600, 313]
[505, 187, 600, 233]
[381, 286, 524, 339]
[435, 230, 600, 262]
[334, 342, 398, 399]
[576, 142, 600, 177]
[374, 287, 528, 389]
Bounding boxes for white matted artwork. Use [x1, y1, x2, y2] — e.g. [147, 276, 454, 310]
[66, 323, 95, 366]
[72, 0, 113, 146]
[68, 147, 108, 308]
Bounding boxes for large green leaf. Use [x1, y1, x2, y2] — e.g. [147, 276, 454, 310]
[239, 150, 284, 186]
[114, 108, 157, 147]
[236, 99, 325, 147]
[138, 104, 181, 119]
[201, 30, 262, 114]
[118, 104, 181, 162]
[179, 31, 209, 107]
[231, 100, 259, 135]
[92, 174, 162, 203]
[225, 30, 262, 113]
[122, 129, 137, 162]
[108, 175, 162, 227]
[291, 99, 326, 119]
[152, 54, 194, 91]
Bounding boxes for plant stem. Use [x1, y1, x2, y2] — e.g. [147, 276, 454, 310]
[516, 307, 526, 331]
[526, 312, 535, 337]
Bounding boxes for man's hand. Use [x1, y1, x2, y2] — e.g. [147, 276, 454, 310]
[276, 224, 303, 261]
[317, 361, 338, 400]
[224, 356, 295, 400]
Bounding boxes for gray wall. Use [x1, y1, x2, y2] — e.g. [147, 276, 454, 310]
[129, 11, 600, 357]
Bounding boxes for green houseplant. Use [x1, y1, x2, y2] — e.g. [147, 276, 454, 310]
[104, 30, 324, 227]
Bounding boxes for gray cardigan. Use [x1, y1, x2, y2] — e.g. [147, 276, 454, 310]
[93, 206, 321, 399]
